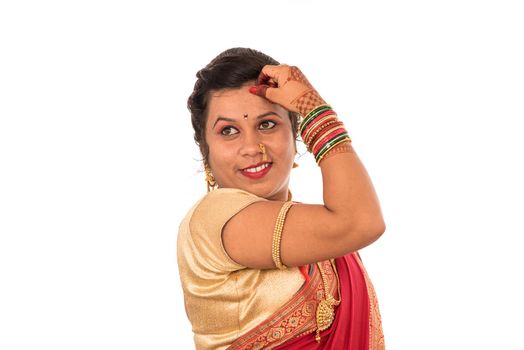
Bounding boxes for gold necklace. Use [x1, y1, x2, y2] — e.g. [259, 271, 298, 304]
[315, 259, 341, 343]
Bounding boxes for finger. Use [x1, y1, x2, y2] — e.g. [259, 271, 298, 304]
[255, 71, 270, 86]
[250, 85, 282, 105]
[249, 84, 280, 100]
[259, 64, 287, 86]
[255, 75, 277, 88]
[249, 84, 270, 98]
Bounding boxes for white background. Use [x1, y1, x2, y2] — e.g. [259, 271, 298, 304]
[1, 1, 523, 349]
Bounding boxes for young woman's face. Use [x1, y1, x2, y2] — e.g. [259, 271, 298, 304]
[205, 82, 296, 201]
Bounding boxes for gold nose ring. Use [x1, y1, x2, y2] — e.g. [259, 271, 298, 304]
[259, 143, 268, 162]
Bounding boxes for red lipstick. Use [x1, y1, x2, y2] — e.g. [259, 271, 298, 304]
[240, 162, 272, 179]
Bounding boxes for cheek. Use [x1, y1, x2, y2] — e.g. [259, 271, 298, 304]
[276, 139, 295, 162]
[205, 131, 221, 154]
[207, 143, 235, 170]
[204, 135, 220, 167]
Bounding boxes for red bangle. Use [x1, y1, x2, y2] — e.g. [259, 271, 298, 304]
[301, 110, 337, 139]
[306, 119, 344, 148]
[309, 122, 344, 151]
[312, 128, 348, 155]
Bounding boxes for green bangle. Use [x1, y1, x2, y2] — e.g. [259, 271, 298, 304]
[316, 138, 352, 165]
[315, 133, 351, 164]
[316, 136, 351, 165]
[316, 134, 351, 163]
[315, 132, 349, 158]
[305, 104, 331, 120]
[299, 105, 332, 134]
[300, 105, 331, 132]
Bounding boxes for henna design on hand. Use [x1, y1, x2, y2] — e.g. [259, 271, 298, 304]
[289, 66, 313, 88]
[287, 66, 327, 116]
[251, 65, 327, 116]
[291, 89, 327, 117]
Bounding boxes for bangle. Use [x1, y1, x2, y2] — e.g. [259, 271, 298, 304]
[316, 135, 352, 165]
[272, 201, 294, 270]
[317, 140, 353, 165]
[303, 115, 339, 147]
[302, 109, 337, 137]
[311, 127, 348, 155]
[305, 120, 340, 151]
[299, 104, 332, 134]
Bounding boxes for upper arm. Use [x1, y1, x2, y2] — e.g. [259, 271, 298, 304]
[222, 201, 385, 269]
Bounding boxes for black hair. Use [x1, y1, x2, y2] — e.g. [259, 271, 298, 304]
[187, 47, 300, 163]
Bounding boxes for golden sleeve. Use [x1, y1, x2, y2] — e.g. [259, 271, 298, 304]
[188, 188, 268, 272]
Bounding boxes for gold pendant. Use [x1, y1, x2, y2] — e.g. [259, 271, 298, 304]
[314, 260, 341, 343]
[315, 297, 337, 342]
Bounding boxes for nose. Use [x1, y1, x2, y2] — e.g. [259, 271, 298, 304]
[240, 131, 264, 159]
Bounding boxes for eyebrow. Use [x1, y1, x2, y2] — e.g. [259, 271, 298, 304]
[212, 111, 283, 129]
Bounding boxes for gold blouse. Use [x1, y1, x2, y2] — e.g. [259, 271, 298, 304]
[177, 188, 306, 350]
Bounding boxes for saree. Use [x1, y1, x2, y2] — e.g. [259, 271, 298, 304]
[226, 252, 385, 350]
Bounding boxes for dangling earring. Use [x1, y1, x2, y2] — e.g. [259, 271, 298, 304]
[204, 162, 217, 192]
[292, 149, 299, 168]
[287, 189, 293, 201]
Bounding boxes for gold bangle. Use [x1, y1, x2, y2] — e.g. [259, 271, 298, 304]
[272, 201, 294, 270]
[310, 125, 347, 154]
[305, 120, 340, 151]
[304, 117, 339, 148]
[316, 137, 353, 165]
[304, 114, 338, 138]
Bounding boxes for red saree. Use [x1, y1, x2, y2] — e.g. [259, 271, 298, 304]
[227, 252, 385, 350]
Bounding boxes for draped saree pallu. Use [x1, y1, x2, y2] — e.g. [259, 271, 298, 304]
[227, 253, 385, 350]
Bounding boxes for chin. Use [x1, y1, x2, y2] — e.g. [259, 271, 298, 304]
[239, 185, 271, 198]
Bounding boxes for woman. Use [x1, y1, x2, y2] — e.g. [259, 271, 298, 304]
[177, 47, 386, 350]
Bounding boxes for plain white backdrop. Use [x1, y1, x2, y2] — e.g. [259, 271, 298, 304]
[1, 0, 523, 349]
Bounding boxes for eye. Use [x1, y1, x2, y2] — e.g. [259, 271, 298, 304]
[220, 126, 239, 136]
[260, 120, 277, 130]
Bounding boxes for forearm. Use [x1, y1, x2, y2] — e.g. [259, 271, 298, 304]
[251, 64, 385, 234]
[320, 143, 385, 234]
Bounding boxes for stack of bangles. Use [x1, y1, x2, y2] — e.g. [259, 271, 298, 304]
[272, 104, 353, 271]
[299, 104, 352, 165]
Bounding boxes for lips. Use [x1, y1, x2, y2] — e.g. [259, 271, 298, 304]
[240, 162, 272, 179]
[241, 161, 272, 171]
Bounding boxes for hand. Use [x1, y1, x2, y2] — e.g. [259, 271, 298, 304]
[249, 64, 327, 117]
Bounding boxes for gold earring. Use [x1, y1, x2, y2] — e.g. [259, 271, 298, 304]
[287, 189, 293, 201]
[204, 162, 217, 192]
[292, 149, 299, 168]
[259, 143, 268, 162]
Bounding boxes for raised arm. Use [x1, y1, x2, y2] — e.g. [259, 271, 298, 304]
[222, 65, 385, 269]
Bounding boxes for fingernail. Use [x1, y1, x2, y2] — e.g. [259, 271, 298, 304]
[249, 86, 257, 95]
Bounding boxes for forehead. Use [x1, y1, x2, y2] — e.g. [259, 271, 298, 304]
[206, 85, 286, 124]
[208, 86, 271, 110]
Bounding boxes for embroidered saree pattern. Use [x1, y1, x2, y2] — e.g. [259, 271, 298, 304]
[227, 261, 339, 350]
[179, 189, 385, 349]
[228, 253, 385, 350]
[354, 255, 385, 350]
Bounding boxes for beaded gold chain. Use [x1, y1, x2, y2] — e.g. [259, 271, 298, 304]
[271, 201, 294, 270]
[315, 259, 341, 342]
